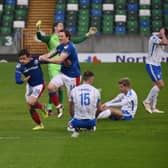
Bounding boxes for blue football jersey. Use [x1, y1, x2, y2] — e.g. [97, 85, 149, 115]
[56, 41, 81, 77]
[15, 57, 44, 86]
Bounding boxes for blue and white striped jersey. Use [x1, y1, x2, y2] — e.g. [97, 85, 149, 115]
[15, 57, 44, 86]
[70, 84, 101, 120]
[105, 89, 138, 117]
[146, 35, 165, 66]
[56, 41, 81, 78]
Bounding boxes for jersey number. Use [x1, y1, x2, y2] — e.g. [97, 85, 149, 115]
[80, 93, 90, 106]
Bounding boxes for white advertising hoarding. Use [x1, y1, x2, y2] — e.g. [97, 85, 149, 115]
[78, 53, 168, 63]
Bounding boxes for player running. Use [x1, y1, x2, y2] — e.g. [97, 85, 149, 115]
[36, 20, 97, 116]
[15, 49, 48, 130]
[39, 29, 81, 118]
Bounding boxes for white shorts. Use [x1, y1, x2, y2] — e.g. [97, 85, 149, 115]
[25, 83, 45, 102]
[50, 72, 80, 100]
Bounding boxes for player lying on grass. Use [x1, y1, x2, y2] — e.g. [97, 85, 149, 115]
[143, 27, 168, 114]
[97, 78, 138, 121]
[67, 71, 102, 138]
[36, 20, 97, 116]
[15, 49, 48, 130]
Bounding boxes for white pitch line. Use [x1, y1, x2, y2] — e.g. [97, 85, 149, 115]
[0, 137, 21, 140]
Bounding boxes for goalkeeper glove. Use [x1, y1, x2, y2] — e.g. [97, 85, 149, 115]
[86, 27, 97, 36]
[36, 20, 42, 31]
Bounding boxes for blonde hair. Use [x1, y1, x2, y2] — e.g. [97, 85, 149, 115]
[118, 78, 130, 87]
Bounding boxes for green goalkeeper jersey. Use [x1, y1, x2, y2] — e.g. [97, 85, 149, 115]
[36, 32, 88, 79]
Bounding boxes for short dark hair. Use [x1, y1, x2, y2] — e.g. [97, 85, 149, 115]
[59, 29, 71, 40]
[52, 22, 63, 32]
[164, 27, 168, 37]
[118, 78, 130, 87]
[18, 49, 30, 57]
[83, 71, 95, 81]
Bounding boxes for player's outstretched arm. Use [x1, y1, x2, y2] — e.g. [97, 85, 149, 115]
[39, 50, 57, 60]
[86, 27, 97, 36]
[72, 27, 97, 44]
[39, 51, 68, 64]
[35, 20, 50, 43]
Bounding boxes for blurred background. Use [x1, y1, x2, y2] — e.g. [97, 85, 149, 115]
[0, 0, 168, 61]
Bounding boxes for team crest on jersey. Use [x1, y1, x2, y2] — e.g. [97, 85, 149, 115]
[64, 45, 69, 49]
[157, 74, 161, 78]
[16, 63, 21, 69]
[34, 59, 39, 65]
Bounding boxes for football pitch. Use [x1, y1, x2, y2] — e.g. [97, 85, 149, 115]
[0, 63, 168, 168]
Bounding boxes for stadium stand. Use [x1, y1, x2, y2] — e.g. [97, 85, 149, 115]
[0, 0, 29, 46]
[22, 0, 55, 54]
[53, 0, 168, 35]
[0, 0, 168, 57]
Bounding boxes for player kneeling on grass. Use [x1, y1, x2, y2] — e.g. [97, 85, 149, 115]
[67, 71, 102, 138]
[15, 49, 48, 130]
[97, 78, 138, 121]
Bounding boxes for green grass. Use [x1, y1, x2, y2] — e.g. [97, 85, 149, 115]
[0, 63, 168, 168]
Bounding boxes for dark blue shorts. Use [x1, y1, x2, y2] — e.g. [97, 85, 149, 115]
[109, 110, 133, 121]
[69, 118, 96, 129]
[146, 64, 162, 82]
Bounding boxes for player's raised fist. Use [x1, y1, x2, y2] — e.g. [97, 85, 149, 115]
[86, 27, 97, 36]
[36, 20, 42, 31]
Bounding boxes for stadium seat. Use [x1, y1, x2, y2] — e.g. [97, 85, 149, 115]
[152, 9, 162, 20]
[115, 26, 126, 35]
[66, 26, 76, 34]
[0, 26, 12, 35]
[103, 0, 114, 3]
[53, 0, 167, 35]
[140, 27, 150, 35]
[128, 0, 138, 3]
[127, 20, 138, 34]
[78, 8, 89, 34]
[15, 9, 27, 20]
[56, 3, 66, 10]
[151, 0, 161, 9]
[92, 4, 102, 10]
[67, 0, 78, 3]
[127, 10, 138, 20]
[164, 15, 168, 26]
[2, 14, 13, 26]
[92, 0, 102, 4]
[102, 26, 113, 34]
[57, 0, 66, 3]
[127, 3, 138, 11]
[3, 4, 15, 14]
[152, 20, 162, 32]
[78, 25, 88, 35]
[65, 10, 78, 34]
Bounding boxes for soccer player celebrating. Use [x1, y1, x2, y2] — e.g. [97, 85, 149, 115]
[67, 71, 102, 138]
[97, 78, 138, 121]
[143, 28, 168, 113]
[39, 29, 81, 118]
[36, 20, 97, 116]
[15, 49, 48, 130]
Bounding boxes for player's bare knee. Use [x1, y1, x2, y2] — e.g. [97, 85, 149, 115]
[27, 99, 37, 106]
[48, 83, 57, 92]
[157, 82, 164, 89]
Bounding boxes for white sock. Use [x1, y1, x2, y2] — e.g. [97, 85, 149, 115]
[151, 86, 160, 109]
[97, 109, 111, 119]
[145, 85, 160, 104]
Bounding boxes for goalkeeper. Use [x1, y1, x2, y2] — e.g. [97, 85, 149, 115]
[36, 21, 97, 117]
